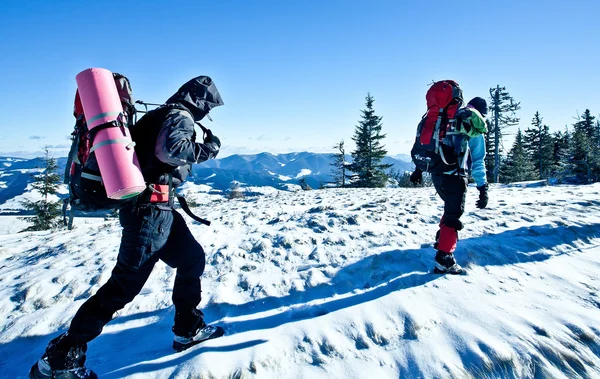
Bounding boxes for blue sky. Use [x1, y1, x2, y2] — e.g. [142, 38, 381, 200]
[0, 0, 598, 158]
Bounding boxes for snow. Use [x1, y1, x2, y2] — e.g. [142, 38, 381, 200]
[278, 175, 292, 181]
[243, 186, 281, 196]
[0, 183, 67, 210]
[204, 173, 217, 180]
[1, 183, 600, 378]
[175, 182, 221, 205]
[295, 169, 312, 178]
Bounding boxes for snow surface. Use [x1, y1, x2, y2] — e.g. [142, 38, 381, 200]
[1, 183, 600, 378]
[0, 183, 67, 211]
[278, 175, 292, 181]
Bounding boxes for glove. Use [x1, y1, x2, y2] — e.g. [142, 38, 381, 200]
[204, 129, 221, 148]
[476, 184, 488, 209]
[410, 168, 423, 185]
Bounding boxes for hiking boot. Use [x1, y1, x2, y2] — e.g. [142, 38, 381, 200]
[29, 333, 97, 379]
[434, 251, 463, 275]
[172, 309, 224, 352]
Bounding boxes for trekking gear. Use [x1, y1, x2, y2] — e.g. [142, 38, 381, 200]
[172, 309, 224, 352]
[173, 324, 224, 352]
[29, 333, 97, 379]
[435, 224, 459, 253]
[75, 68, 146, 199]
[145, 181, 210, 225]
[476, 184, 489, 209]
[411, 80, 464, 173]
[433, 251, 464, 275]
[63, 70, 140, 229]
[63, 74, 212, 229]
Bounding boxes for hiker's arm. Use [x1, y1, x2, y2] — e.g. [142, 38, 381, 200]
[468, 134, 487, 187]
[155, 111, 220, 166]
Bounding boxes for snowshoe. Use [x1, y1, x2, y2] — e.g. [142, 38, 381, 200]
[173, 324, 225, 352]
[433, 251, 464, 275]
[29, 333, 97, 379]
[29, 359, 97, 379]
[172, 309, 224, 352]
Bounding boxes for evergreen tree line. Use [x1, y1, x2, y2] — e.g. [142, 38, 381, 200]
[500, 109, 600, 183]
[331, 87, 600, 188]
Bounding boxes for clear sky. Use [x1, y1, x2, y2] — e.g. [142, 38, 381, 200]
[0, 0, 598, 158]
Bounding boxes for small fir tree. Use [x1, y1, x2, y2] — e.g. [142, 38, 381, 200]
[20, 148, 63, 231]
[349, 93, 392, 187]
[330, 140, 348, 188]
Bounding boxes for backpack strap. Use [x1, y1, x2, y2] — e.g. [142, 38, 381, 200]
[176, 196, 211, 226]
[166, 172, 211, 226]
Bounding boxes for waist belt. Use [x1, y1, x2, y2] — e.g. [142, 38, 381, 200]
[146, 181, 211, 226]
[149, 184, 170, 203]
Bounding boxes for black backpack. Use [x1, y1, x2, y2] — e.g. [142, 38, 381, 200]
[62, 73, 138, 229]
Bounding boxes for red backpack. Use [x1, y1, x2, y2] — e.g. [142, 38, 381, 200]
[411, 80, 464, 173]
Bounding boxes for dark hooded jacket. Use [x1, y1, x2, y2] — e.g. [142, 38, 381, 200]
[131, 76, 224, 187]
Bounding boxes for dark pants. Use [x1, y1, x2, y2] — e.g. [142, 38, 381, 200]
[432, 174, 468, 253]
[67, 203, 206, 344]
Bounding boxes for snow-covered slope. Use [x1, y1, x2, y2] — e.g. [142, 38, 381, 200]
[1, 183, 600, 378]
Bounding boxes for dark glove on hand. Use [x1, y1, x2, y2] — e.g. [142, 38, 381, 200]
[476, 184, 489, 209]
[410, 168, 423, 185]
[204, 129, 221, 148]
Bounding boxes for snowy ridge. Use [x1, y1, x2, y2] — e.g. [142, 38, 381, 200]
[0, 183, 600, 378]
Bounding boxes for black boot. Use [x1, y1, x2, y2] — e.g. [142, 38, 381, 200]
[29, 333, 97, 379]
[172, 309, 224, 352]
[434, 251, 463, 275]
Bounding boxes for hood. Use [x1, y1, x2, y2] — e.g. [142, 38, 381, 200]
[165, 76, 224, 121]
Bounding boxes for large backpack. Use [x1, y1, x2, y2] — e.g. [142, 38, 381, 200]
[63, 73, 138, 228]
[411, 80, 464, 173]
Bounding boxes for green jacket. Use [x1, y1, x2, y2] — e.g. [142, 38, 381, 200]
[456, 106, 487, 137]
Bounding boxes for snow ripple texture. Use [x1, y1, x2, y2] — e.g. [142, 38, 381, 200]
[1, 182, 600, 378]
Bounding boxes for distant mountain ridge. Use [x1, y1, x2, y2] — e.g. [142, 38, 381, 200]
[0, 152, 414, 207]
[192, 151, 413, 190]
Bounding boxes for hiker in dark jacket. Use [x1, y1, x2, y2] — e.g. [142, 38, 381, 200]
[30, 76, 224, 379]
[410, 97, 489, 275]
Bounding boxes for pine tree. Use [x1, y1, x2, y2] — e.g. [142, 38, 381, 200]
[20, 148, 63, 231]
[349, 93, 392, 188]
[484, 118, 495, 181]
[523, 111, 553, 179]
[489, 86, 521, 183]
[551, 127, 570, 177]
[330, 140, 348, 187]
[570, 109, 598, 181]
[501, 129, 536, 182]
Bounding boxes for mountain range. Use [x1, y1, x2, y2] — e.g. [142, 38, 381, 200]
[0, 152, 414, 208]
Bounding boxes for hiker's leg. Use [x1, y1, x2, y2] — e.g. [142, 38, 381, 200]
[159, 210, 205, 313]
[433, 175, 467, 253]
[67, 205, 172, 344]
